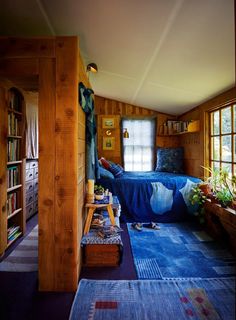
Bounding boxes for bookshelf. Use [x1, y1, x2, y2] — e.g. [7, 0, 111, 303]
[1, 87, 26, 254]
[158, 120, 200, 136]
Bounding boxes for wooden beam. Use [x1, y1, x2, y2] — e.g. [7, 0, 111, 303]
[38, 58, 56, 291]
[0, 87, 7, 255]
[0, 58, 39, 77]
[0, 37, 55, 58]
[54, 37, 79, 291]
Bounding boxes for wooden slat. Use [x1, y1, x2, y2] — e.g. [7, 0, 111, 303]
[54, 37, 79, 291]
[38, 57, 56, 291]
[0, 37, 55, 58]
[0, 87, 7, 255]
[0, 58, 39, 77]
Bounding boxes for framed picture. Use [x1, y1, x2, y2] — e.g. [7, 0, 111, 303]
[103, 137, 115, 150]
[102, 118, 115, 129]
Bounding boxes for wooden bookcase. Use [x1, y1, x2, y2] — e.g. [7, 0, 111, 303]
[0, 87, 26, 255]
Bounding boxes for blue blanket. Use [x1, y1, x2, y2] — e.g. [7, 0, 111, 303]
[98, 171, 201, 222]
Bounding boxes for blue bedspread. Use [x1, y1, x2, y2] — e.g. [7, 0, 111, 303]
[97, 171, 201, 223]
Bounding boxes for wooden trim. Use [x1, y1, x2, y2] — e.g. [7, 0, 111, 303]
[0, 58, 39, 77]
[0, 87, 7, 255]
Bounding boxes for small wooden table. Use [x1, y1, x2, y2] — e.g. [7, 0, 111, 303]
[83, 198, 116, 235]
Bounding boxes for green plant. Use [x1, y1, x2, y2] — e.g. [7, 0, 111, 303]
[94, 184, 104, 195]
[189, 185, 207, 224]
[215, 188, 233, 208]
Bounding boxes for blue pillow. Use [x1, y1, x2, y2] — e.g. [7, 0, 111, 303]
[99, 166, 114, 179]
[155, 147, 184, 173]
[108, 163, 124, 178]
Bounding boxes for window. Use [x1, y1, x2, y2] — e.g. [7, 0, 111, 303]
[210, 104, 236, 176]
[122, 118, 155, 171]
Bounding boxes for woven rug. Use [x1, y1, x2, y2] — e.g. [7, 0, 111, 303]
[127, 222, 236, 279]
[69, 278, 235, 320]
[0, 225, 38, 272]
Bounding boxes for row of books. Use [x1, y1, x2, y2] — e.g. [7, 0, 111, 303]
[8, 113, 20, 136]
[7, 166, 19, 188]
[9, 90, 23, 112]
[7, 225, 21, 242]
[7, 192, 18, 216]
[159, 120, 192, 135]
[7, 140, 20, 162]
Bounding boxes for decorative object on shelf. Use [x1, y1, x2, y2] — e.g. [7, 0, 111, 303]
[86, 63, 98, 73]
[103, 137, 115, 150]
[102, 117, 115, 129]
[123, 128, 129, 138]
[159, 120, 199, 136]
[105, 129, 112, 136]
[94, 184, 105, 200]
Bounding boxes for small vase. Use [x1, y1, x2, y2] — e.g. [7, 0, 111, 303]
[95, 193, 104, 200]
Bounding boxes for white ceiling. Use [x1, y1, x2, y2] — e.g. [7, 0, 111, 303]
[0, 0, 234, 115]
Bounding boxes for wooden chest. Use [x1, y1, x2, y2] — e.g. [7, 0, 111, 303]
[83, 243, 122, 267]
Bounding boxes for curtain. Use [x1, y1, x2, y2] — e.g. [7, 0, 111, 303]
[26, 99, 38, 159]
[122, 118, 155, 171]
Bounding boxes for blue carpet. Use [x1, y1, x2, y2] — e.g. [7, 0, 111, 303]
[70, 278, 235, 320]
[127, 222, 236, 279]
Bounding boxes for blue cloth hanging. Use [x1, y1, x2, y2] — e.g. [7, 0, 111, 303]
[79, 82, 100, 180]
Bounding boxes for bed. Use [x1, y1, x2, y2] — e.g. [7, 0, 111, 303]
[97, 171, 201, 223]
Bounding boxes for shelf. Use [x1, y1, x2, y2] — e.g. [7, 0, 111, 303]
[158, 120, 199, 136]
[7, 208, 22, 220]
[7, 232, 22, 248]
[7, 160, 22, 166]
[7, 184, 22, 193]
[7, 135, 22, 139]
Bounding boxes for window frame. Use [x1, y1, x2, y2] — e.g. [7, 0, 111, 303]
[209, 103, 236, 175]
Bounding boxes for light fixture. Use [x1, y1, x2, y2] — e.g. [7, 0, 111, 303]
[123, 128, 129, 139]
[86, 63, 98, 73]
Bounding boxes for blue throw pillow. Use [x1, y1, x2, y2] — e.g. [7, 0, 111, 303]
[155, 147, 184, 173]
[99, 166, 114, 179]
[108, 163, 124, 178]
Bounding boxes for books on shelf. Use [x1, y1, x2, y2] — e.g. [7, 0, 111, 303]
[9, 89, 22, 112]
[7, 225, 21, 242]
[7, 139, 20, 161]
[7, 166, 19, 188]
[8, 112, 20, 136]
[159, 120, 197, 135]
[7, 192, 18, 216]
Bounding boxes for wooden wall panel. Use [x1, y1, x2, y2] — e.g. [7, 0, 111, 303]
[95, 96, 176, 164]
[38, 58, 56, 291]
[0, 88, 7, 255]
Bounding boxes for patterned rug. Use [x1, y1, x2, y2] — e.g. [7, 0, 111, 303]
[127, 222, 236, 279]
[0, 225, 38, 272]
[69, 278, 235, 320]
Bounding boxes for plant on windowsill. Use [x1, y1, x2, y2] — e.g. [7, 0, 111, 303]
[94, 184, 105, 200]
[215, 188, 233, 208]
[189, 185, 207, 224]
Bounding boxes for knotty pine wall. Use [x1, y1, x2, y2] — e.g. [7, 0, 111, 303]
[95, 95, 179, 165]
[179, 87, 236, 178]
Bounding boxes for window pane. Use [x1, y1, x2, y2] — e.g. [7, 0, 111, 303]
[234, 134, 236, 162]
[212, 111, 219, 135]
[211, 136, 220, 160]
[221, 162, 232, 177]
[212, 161, 220, 171]
[222, 135, 232, 161]
[221, 107, 231, 134]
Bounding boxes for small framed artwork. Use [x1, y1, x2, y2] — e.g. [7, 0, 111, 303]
[103, 137, 115, 150]
[102, 118, 115, 129]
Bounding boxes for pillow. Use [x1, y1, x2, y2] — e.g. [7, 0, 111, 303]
[108, 163, 124, 178]
[155, 147, 184, 173]
[100, 157, 110, 169]
[99, 166, 114, 179]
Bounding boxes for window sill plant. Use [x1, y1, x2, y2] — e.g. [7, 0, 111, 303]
[189, 185, 207, 224]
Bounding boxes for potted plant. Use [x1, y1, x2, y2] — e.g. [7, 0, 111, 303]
[215, 188, 233, 208]
[189, 185, 207, 224]
[94, 184, 105, 200]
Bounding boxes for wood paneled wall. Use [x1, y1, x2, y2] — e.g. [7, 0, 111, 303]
[95, 95, 177, 165]
[179, 87, 236, 178]
[0, 37, 82, 292]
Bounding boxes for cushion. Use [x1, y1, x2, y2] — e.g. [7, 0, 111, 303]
[108, 163, 124, 178]
[99, 166, 114, 179]
[155, 147, 184, 173]
[100, 157, 110, 170]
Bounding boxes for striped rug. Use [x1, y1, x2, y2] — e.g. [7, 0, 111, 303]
[0, 225, 38, 272]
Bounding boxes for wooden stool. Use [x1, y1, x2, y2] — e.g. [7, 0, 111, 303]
[83, 203, 116, 235]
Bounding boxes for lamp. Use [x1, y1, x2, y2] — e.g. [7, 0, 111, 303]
[86, 63, 98, 73]
[123, 128, 129, 139]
